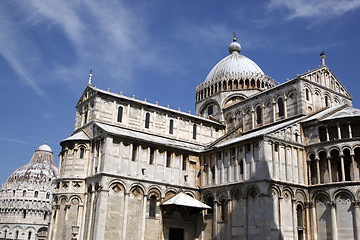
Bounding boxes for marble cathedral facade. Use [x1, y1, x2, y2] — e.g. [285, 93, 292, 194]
[49, 38, 360, 240]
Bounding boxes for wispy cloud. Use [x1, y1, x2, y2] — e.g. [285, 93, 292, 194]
[0, 137, 31, 145]
[0, 1, 177, 96]
[0, 4, 47, 99]
[268, 0, 360, 19]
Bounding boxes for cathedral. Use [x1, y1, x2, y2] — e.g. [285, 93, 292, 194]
[48, 37, 360, 240]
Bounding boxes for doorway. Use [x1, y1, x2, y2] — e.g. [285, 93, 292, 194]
[169, 228, 184, 240]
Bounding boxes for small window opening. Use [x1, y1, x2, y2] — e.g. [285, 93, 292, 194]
[325, 96, 329, 107]
[193, 124, 197, 140]
[278, 98, 284, 117]
[166, 152, 172, 168]
[211, 167, 215, 181]
[16, 231, 19, 239]
[182, 155, 188, 170]
[79, 148, 85, 159]
[256, 106, 262, 124]
[46, 193, 50, 199]
[149, 148, 154, 165]
[132, 144, 138, 161]
[44, 211, 48, 220]
[145, 113, 150, 129]
[23, 190, 26, 197]
[34, 191, 38, 198]
[305, 89, 310, 101]
[117, 106, 123, 122]
[28, 232, 31, 240]
[23, 210, 26, 218]
[149, 195, 157, 218]
[246, 144, 251, 153]
[239, 160, 244, 174]
[169, 119, 174, 134]
[208, 105, 213, 115]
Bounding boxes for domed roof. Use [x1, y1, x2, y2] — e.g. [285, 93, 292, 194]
[5, 143, 58, 186]
[37, 143, 52, 152]
[204, 38, 264, 83]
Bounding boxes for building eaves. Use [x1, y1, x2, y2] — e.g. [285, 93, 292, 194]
[95, 122, 204, 152]
[90, 86, 224, 127]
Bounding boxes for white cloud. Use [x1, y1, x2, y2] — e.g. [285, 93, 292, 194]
[0, 4, 47, 99]
[268, 0, 360, 19]
[0, 137, 30, 145]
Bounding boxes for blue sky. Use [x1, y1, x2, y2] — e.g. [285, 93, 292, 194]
[1, 0, 360, 184]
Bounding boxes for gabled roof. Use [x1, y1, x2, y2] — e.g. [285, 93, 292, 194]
[95, 122, 204, 152]
[162, 192, 211, 209]
[61, 130, 90, 143]
[210, 116, 305, 149]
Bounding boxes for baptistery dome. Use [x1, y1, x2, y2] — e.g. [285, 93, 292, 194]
[0, 142, 58, 240]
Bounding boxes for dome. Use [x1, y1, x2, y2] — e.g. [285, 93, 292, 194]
[37, 143, 52, 152]
[5, 143, 58, 186]
[204, 38, 264, 83]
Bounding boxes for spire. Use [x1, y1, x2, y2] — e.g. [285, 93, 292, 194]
[320, 51, 326, 66]
[88, 69, 93, 85]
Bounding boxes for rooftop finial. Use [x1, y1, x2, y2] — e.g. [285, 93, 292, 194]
[44, 139, 47, 145]
[88, 69, 93, 85]
[320, 51, 326, 66]
[232, 32, 237, 42]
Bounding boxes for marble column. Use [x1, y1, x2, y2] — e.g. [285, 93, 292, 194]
[340, 154, 345, 181]
[327, 156, 332, 183]
[353, 201, 360, 240]
[311, 202, 318, 240]
[316, 157, 320, 184]
[330, 201, 338, 240]
[351, 153, 357, 181]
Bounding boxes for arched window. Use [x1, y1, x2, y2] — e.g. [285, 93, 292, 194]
[325, 96, 329, 107]
[34, 191, 38, 198]
[13, 190, 15, 196]
[256, 106, 262, 124]
[169, 119, 174, 134]
[79, 148, 85, 159]
[16, 231, 19, 239]
[278, 98, 284, 117]
[28, 231, 32, 240]
[305, 89, 310, 101]
[46, 193, 50, 199]
[117, 106, 123, 122]
[145, 113, 150, 129]
[44, 211, 48, 220]
[149, 195, 157, 218]
[193, 124, 197, 140]
[23, 190, 26, 197]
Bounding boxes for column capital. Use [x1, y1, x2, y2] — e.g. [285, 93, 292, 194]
[328, 201, 336, 208]
[304, 201, 313, 208]
[315, 157, 320, 161]
[339, 153, 345, 158]
[353, 200, 360, 208]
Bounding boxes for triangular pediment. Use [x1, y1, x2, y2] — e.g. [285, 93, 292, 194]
[76, 86, 97, 106]
[299, 66, 352, 99]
